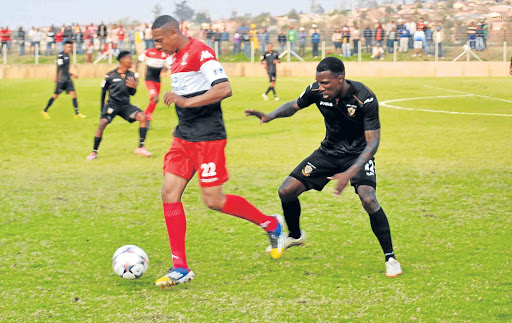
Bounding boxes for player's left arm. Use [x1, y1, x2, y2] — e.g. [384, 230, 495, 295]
[163, 58, 231, 107]
[164, 81, 232, 107]
[126, 76, 138, 95]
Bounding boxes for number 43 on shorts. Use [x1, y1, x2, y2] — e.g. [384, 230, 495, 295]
[200, 162, 217, 177]
[365, 160, 375, 176]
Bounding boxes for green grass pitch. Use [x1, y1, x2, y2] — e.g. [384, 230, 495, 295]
[0, 75, 511, 321]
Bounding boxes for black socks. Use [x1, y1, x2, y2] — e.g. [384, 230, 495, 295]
[139, 127, 148, 148]
[281, 198, 302, 239]
[93, 136, 102, 152]
[72, 98, 79, 115]
[369, 208, 395, 261]
[44, 98, 55, 111]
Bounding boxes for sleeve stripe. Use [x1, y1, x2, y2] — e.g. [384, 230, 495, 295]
[211, 78, 229, 87]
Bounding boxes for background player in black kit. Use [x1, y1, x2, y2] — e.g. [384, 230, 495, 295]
[261, 43, 280, 101]
[246, 57, 402, 278]
[86, 50, 151, 160]
[42, 40, 86, 119]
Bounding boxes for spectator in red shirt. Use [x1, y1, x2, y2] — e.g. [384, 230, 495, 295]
[1, 26, 12, 52]
[375, 23, 384, 46]
[118, 24, 126, 50]
[417, 18, 426, 33]
[55, 27, 64, 53]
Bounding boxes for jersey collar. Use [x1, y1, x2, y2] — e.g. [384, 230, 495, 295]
[339, 80, 354, 100]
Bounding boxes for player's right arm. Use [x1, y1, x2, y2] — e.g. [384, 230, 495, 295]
[245, 100, 300, 123]
[245, 82, 317, 123]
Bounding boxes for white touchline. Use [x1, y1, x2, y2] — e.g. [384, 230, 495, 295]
[380, 92, 512, 117]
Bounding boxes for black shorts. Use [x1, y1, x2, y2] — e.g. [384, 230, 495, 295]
[268, 73, 276, 82]
[289, 149, 377, 193]
[101, 103, 142, 124]
[54, 79, 75, 94]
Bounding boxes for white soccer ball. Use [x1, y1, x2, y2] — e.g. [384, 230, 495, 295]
[112, 245, 149, 280]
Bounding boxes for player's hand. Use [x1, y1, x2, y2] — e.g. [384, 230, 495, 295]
[327, 171, 352, 197]
[163, 92, 186, 107]
[244, 109, 271, 123]
[126, 77, 137, 88]
[273, 59, 279, 64]
[72, 74, 79, 79]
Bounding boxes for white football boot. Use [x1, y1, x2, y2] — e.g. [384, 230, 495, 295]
[385, 257, 403, 278]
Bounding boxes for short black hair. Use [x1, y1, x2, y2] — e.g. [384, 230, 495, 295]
[317, 57, 345, 76]
[64, 40, 73, 45]
[117, 50, 131, 61]
[152, 15, 179, 30]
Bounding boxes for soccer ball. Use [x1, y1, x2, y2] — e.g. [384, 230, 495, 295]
[112, 245, 149, 280]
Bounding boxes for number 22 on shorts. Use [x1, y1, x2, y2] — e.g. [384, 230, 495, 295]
[200, 162, 217, 177]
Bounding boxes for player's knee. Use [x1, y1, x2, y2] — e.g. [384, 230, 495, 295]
[278, 185, 297, 202]
[359, 192, 380, 213]
[52, 94, 59, 99]
[137, 112, 147, 121]
[161, 185, 178, 202]
[203, 196, 223, 211]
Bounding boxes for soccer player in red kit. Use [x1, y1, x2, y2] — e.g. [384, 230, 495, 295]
[135, 47, 170, 129]
[151, 15, 285, 289]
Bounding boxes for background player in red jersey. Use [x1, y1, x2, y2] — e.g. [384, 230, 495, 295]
[150, 15, 285, 289]
[134, 47, 170, 130]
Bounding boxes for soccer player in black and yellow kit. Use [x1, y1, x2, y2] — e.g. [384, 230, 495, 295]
[86, 51, 151, 160]
[42, 40, 86, 119]
[246, 57, 402, 278]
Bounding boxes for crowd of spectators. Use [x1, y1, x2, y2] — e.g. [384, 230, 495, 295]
[0, 18, 490, 61]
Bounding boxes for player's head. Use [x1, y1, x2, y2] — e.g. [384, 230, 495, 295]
[315, 57, 346, 100]
[117, 50, 132, 68]
[151, 15, 184, 55]
[64, 40, 73, 53]
[267, 42, 273, 51]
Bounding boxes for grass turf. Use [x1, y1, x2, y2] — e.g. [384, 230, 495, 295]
[0, 76, 511, 321]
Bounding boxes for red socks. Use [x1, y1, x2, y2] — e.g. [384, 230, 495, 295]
[220, 194, 278, 232]
[163, 196, 276, 269]
[163, 202, 188, 269]
[145, 101, 156, 121]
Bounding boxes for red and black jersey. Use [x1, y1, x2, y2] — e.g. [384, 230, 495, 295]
[170, 37, 229, 142]
[138, 48, 169, 83]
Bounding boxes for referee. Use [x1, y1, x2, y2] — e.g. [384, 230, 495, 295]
[42, 40, 86, 119]
[246, 57, 402, 278]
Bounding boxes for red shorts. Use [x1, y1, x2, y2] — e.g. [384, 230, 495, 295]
[163, 137, 229, 187]
[145, 80, 161, 99]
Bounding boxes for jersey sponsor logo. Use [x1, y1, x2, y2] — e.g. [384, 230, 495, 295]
[113, 78, 122, 82]
[346, 104, 357, 116]
[213, 67, 224, 76]
[200, 50, 214, 61]
[363, 97, 374, 104]
[301, 162, 316, 177]
[57, 58, 64, 65]
[320, 101, 333, 107]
